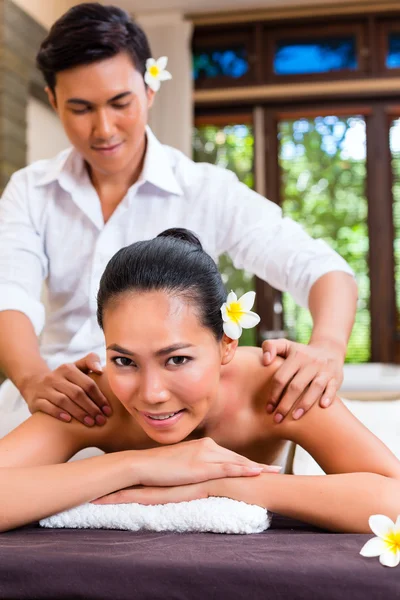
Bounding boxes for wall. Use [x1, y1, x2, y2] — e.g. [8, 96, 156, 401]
[27, 98, 70, 164]
[11, 0, 89, 29]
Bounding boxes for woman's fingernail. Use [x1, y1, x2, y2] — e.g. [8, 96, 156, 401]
[274, 413, 283, 424]
[59, 412, 71, 422]
[267, 466, 282, 472]
[102, 406, 112, 416]
[293, 408, 304, 420]
[84, 416, 95, 426]
[265, 352, 271, 363]
[321, 397, 330, 407]
[94, 362, 103, 372]
[266, 403, 274, 414]
[95, 414, 106, 426]
[248, 467, 263, 473]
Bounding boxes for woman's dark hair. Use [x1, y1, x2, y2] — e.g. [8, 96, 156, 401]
[36, 3, 152, 93]
[97, 228, 227, 340]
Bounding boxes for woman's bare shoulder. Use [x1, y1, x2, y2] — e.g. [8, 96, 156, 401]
[0, 372, 128, 469]
[229, 346, 284, 394]
[0, 411, 102, 468]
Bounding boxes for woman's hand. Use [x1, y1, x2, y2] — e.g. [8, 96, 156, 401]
[92, 482, 209, 505]
[93, 474, 276, 506]
[133, 437, 281, 488]
[19, 353, 112, 427]
[262, 338, 344, 422]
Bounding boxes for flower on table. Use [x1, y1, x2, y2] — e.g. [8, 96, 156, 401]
[221, 291, 260, 340]
[144, 57, 172, 92]
[360, 514, 400, 567]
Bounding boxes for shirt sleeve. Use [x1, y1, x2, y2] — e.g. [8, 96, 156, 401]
[0, 172, 48, 334]
[215, 171, 355, 308]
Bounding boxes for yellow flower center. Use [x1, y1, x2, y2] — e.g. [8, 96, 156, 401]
[149, 65, 160, 77]
[385, 531, 400, 554]
[227, 302, 244, 323]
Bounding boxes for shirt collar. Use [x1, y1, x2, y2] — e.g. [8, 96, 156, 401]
[35, 126, 183, 196]
[139, 126, 183, 196]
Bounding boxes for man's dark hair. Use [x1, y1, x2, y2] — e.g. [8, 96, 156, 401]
[36, 3, 152, 93]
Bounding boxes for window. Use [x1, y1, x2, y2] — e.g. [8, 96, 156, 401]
[278, 115, 369, 362]
[192, 26, 256, 88]
[193, 48, 249, 81]
[193, 11, 400, 362]
[274, 37, 358, 75]
[387, 32, 400, 68]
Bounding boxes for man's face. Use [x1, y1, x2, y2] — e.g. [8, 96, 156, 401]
[47, 52, 155, 178]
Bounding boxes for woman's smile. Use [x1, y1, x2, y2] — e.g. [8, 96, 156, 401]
[139, 408, 187, 429]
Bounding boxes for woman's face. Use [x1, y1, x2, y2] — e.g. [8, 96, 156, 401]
[103, 291, 235, 445]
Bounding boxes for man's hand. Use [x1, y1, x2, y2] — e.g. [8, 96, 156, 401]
[19, 353, 112, 426]
[262, 338, 345, 422]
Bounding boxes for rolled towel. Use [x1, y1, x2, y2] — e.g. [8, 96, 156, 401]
[40, 497, 270, 534]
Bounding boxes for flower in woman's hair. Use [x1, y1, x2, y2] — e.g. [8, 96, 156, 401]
[144, 57, 172, 92]
[360, 514, 400, 567]
[220, 291, 260, 340]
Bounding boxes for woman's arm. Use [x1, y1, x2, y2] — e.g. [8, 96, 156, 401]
[0, 396, 271, 532]
[208, 469, 400, 533]
[0, 411, 141, 532]
[119, 396, 399, 533]
[213, 397, 400, 532]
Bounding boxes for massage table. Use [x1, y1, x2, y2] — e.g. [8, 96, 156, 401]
[0, 514, 397, 599]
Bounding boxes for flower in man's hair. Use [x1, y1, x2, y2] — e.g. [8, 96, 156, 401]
[360, 514, 400, 567]
[221, 291, 260, 340]
[144, 57, 172, 92]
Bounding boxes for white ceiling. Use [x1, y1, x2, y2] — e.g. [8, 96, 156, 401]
[116, 0, 351, 16]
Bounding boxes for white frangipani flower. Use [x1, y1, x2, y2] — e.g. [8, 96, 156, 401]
[144, 56, 172, 92]
[360, 514, 400, 567]
[220, 291, 260, 340]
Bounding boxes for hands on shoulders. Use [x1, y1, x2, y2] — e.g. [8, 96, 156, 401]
[260, 337, 345, 423]
[19, 353, 113, 427]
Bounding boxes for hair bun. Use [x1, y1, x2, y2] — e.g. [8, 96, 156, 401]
[157, 228, 203, 250]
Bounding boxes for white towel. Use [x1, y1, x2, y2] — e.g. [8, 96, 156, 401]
[40, 497, 270, 534]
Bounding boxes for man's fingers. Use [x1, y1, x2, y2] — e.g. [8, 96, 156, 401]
[320, 378, 337, 408]
[262, 338, 292, 365]
[34, 397, 74, 423]
[54, 380, 106, 425]
[266, 357, 301, 413]
[274, 365, 316, 423]
[271, 364, 319, 422]
[63, 366, 111, 414]
[74, 353, 103, 374]
[291, 374, 330, 420]
[262, 343, 277, 365]
[41, 391, 102, 426]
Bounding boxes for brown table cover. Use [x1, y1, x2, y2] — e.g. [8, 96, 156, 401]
[0, 514, 398, 599]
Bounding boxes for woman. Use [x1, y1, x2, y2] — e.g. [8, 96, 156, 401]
[0, 229, 399, 534]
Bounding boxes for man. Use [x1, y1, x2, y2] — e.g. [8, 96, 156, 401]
[0, 3, 357, 435]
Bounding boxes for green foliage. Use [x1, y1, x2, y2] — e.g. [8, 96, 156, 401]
[193, 125, 255, 345]
[390, 119, 400, 332]
[193, 118, 372, 361]
[279, 116, 370, 362]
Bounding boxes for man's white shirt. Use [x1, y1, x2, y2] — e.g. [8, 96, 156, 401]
[0, 127, 354, 369]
